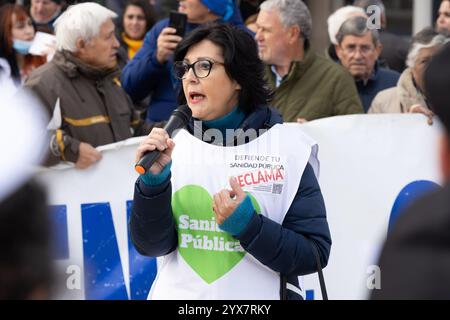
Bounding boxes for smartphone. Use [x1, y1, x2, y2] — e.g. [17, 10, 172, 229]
[169, 11, 188, 37]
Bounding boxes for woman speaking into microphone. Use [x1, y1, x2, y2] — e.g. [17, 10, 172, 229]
[130, 23, 331, 300]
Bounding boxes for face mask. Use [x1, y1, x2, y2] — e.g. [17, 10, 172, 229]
[13, 39, 33, 55]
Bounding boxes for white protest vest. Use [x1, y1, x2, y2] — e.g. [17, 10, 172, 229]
[148, 124, 319, 300]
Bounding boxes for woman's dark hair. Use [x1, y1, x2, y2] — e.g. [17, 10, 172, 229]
[0, 4, 26, 82]
[173, 23, 270, 114]
[119, 0, 156, 40]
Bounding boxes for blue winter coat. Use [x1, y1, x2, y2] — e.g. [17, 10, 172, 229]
[120, 14, 247, 123]
[130, 106, 332, 299]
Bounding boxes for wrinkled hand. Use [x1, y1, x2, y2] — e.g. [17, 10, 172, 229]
[213, 177, 247, 224]
[409, 104, 434, 125]
[135, 128, 175, 175]
[156, 27, 183, 64]
[76, 142, 102, 169]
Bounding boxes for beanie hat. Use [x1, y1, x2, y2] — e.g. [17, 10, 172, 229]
[200, 0, 235, 22]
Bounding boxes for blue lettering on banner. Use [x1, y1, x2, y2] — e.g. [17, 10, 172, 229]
[57, 200, 328, 299]
[56, 201, 314, 299]
[50, 205, 69, 260]
[70, 201, 158, 300]
[82, 203, 128, 300]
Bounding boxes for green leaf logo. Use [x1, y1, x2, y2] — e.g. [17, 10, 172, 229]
[172, 185, 260, 284]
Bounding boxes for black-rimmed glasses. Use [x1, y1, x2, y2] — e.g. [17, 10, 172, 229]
[173, 59, 224, 80]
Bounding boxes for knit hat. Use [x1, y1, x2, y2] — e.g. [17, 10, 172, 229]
[200, 0, 235, 22]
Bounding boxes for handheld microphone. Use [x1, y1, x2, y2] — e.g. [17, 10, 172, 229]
[135, 104, 192, 175]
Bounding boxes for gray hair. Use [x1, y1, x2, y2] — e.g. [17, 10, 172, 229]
[54, 2, 117, 52]
[406, 27, 450, 68]
[260, 0, 312, 40]
[336, 16, 380, 46]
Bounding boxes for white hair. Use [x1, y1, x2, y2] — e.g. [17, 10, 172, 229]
[54, 2, 117, 52]
[327, 6, 366, 45]
[260, 0, 312, 40]
[406, 33, 449, 68]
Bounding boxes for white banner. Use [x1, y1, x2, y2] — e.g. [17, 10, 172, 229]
[37, 114, 442, 300]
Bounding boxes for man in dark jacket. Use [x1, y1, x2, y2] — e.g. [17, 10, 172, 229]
[26, 3, 146, 169]
[371, 43, 450, 299]
[120, 0, 246, 124]
[336, 16, 400, 112]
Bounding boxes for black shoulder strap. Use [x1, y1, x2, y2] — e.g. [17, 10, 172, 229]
[311, 240, 328, 300]
[280, 275, 287, 300]
[280, 241, 328, 300]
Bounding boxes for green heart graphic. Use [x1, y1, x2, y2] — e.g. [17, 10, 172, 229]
[172, 185, 261, 284]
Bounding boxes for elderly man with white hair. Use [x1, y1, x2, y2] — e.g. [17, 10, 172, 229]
[25, 2, 146, 169]
[369, 28, 450, 124]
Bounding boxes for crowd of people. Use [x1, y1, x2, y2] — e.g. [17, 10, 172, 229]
[0, 0, 448, 169]
[1, 0, 450, 300]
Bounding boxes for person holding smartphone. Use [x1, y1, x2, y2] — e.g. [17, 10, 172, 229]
[120, 0, 248, 126]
